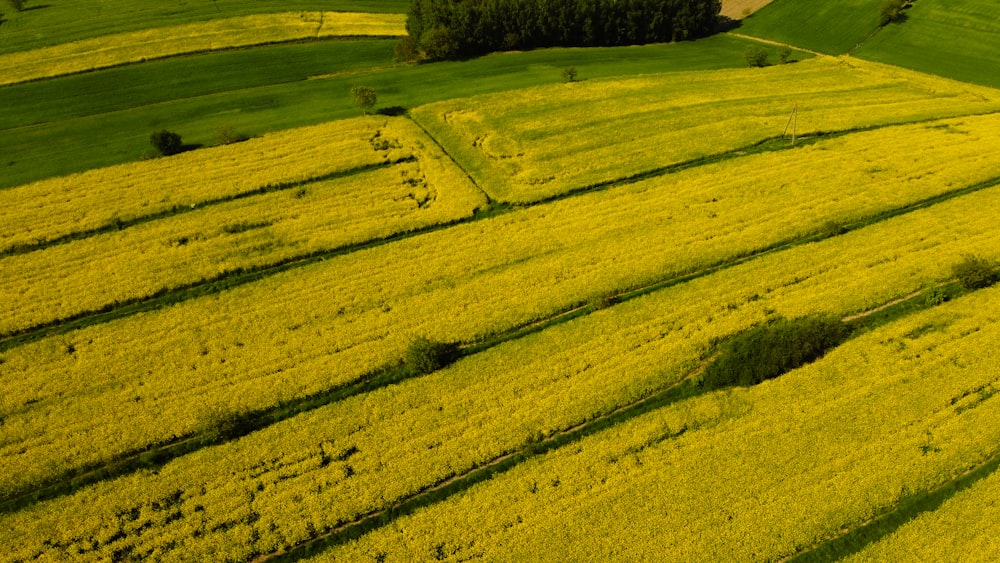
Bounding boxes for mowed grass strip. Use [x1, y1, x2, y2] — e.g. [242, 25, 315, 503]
[856, 0, 1000, 89]
[736, 0, 885, 54]
[2, 115, 1000, 501]
[0, 12, 407, 87]
[8, 181, 1000, 561]
[0, 0, 408, 54]
[317, 286, 1000, 562]
[413, 57, 1000, 203]
[0, 118, 486, 336]
[0, 116, 408, 255]
[0, 34, 781, 190]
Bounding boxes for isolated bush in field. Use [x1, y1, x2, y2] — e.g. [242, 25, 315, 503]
[744, 45, 769, 68]
[778, 46, 792, 64]
[149, 130, 183, 156]
[953, 254, 998, 290]
[701, 315, 848, 389]
[215, 124, 248, 146]
[6, 0, 23, 12]
[351, 85, 377, 115]
[394, 35, 420, 62]
[402, 337, 460, 376]
[879, 0, 907, 25]
[561, 67, 579, 83]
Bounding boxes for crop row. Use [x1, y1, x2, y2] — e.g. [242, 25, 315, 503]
[0, 12, 406, 87]
[0, 115, 410, 254]
[317, 284, 1000, 562]
[1, 114, 999, 500]
[5, 172, 1000, 561]
[0, 118, 486, 336]
[844, 463, 1000, 562]
[413, 57, 1000, 202]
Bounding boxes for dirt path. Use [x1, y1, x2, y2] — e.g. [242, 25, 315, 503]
[728, 32, 827, 57]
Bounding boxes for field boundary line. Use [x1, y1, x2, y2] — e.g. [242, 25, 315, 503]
[727, 32, 826, 56]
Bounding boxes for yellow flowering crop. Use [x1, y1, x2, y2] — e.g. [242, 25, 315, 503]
[3, 114, 1000, 523]
[844, 469, 1000, 562]
[0, 115, 408, 254]
[6, 181, 1000, 560]
[0, 12, 407, 86]
[413, 57, 1000, 202]
[318, 285, 1000, 562]
[0, 118, 485, 336]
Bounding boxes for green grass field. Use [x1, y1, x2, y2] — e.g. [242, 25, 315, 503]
[0, 33, 780, 189]
[736, 0, 884, 54]
[855, 0, 1000, 89]
[0, 0, 408, 53]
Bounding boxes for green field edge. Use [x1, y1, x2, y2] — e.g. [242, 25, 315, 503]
[4, 170, 998, 515]
[0, 158, 410, 259]
[0, 35, 406, 92]
[788, 445, 1000, 562]
[258, 278, 995, 563]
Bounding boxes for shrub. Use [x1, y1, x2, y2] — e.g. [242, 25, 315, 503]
[561, 67, 579, 83]
[402, 337, 460, 376]
[350, 85, 377, 115]
[216, 124, 248, 146]
[744, 45, 769, 68]
[701, 315, 848, 389]
[149, 130, 183, 156]
[953, 254, 998, 290]
[778, 46, 792, 64]
[394, 35, 420, 62]
[879, 0, 907, 25]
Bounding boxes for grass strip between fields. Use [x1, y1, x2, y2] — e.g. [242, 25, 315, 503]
[3, 169, 997, 516]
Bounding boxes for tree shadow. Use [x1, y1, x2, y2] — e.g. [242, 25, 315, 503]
[21, 4, 52, 11]
[179, 143, 204, 154]
[376, 106, 408, 117]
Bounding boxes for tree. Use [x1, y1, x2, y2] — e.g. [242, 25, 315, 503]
[419, 25, 460, 60]
[150, 130, 183, 156]
[394, 36, 420, 63]
[879, 0, 907, 25]
[350, 85, 377, 115]
[744, 45, 769, 68]
[6, 0, 23, 11]
[561, 67, 578, 82]
[778, 46, 792, 64]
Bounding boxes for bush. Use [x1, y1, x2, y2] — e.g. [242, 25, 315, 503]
[149, 130, 183, 156]
[778, 46, 792, 64]
[953, 255, 998, 290]
[879, 0, 907, 25]
[394, 36, 420, 63]
[402, 337, 460, 376]
[561, 67, 579, 83]
[701, 315, 848, 389]
[744, 45, 769, 68]
[216, 124, 248, 145]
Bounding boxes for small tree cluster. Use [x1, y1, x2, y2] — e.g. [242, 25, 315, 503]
[150, 130, 183, 156]
[402, 337, 460, 376]
[879, 0, 908, 26]
[744, 45, 769, 68]
[953, 254, 998, 290]
[701, 315, 848, 389]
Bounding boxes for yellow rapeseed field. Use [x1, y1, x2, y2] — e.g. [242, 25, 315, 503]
[0, 12, 407, 86]
[317, 285, 1000, 562]
[0, 117, 485, 336]
[2, 115, 1000, 508]
[413, 57, 1000, 202]
[6, 181, 1000, 561]
[0, 116, 409, 255]
[844, 469, 1000, 562]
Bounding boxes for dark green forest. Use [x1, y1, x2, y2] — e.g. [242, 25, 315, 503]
[406, 0, 722, 59]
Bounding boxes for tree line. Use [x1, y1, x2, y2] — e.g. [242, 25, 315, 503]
[404, 0, 723, 60]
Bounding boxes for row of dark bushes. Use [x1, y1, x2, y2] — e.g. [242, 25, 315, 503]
[404, 0, 723, 60]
